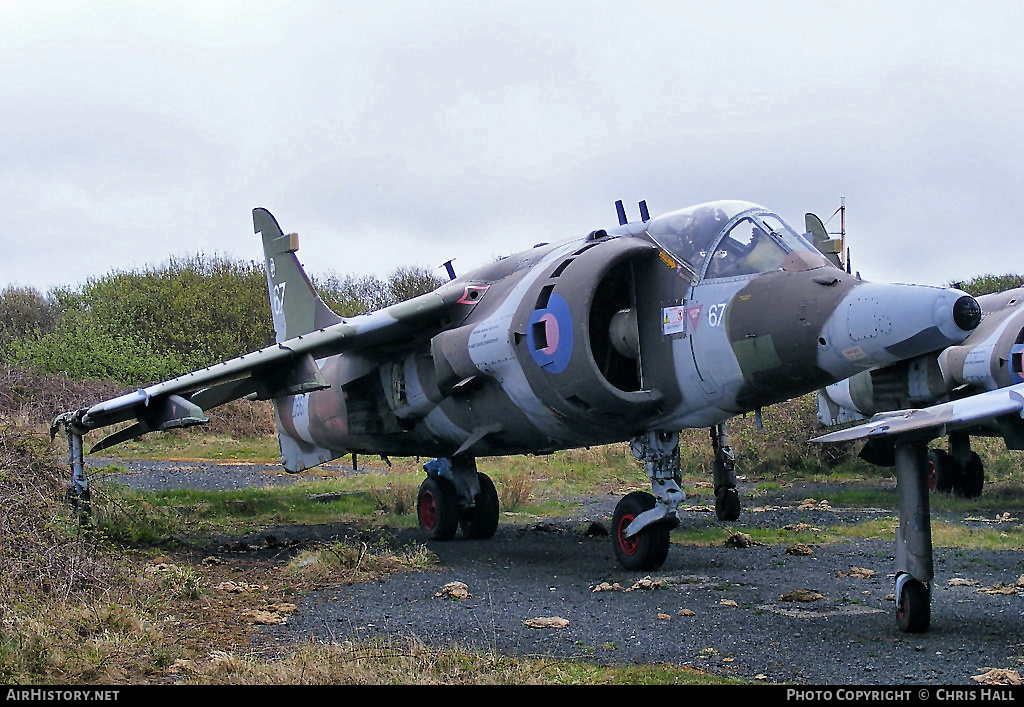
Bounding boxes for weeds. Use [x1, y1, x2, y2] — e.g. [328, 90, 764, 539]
[148, 562, 205, 600]
[0, 422, 174, 683]
[285, 540, 436, 585]
[151, 636, 737, 685]
[495, 471, 534, 510]
[371, 482, 418, 516]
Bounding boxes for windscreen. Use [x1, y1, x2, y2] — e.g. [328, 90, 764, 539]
[702, 217, 787, 279]
[645, 201, 814, 281]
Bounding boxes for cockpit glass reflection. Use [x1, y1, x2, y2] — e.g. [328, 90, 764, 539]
[644, 201, 749, 278]
[645, 201, 815, 282]
[703, 218, 787, 279]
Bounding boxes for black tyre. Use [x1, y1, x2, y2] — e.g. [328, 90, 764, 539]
[715, 487, 740, 521]
[895, 577, 930, 633]
[460, 472, 500, 540]
[954, 452, 984, 498]
[417, 476, 459, 541]
[612, 491, 671, 572]
[927, 449, 952, 493]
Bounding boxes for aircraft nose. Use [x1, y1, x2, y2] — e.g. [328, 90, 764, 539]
[818, 283, 980, 378]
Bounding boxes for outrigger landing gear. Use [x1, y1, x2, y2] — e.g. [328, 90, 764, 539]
[613, 430, 684, 571]
[416, 457, 499, 541]
[711, 423, 740, 521]
[893, 439, 933, 633]
[49, 412, 91, 527]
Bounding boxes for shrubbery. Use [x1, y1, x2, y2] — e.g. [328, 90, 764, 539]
[0, 286, 56, 349]
[951, 273, 1024, 297]
[0, 254, 443, 386]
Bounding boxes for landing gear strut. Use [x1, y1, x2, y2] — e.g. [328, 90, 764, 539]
[612, 430, 683, 571]
[50, 412, 91, 527]
[416, 457, 499, 541]
[711, 423, 740, 521]
[894, 439, 933, 633]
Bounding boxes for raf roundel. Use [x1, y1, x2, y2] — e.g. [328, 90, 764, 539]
[527, 293, 574, 373]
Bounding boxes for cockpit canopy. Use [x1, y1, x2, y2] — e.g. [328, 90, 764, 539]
[644, 200, 819, 282]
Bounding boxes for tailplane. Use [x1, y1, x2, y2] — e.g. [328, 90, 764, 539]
[254, 208, 343, 342]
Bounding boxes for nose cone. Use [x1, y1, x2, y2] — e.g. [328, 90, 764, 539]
[818, 283, 980, 378]
[952, 294, 982, 331]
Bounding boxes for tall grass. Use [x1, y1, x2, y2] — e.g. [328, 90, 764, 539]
[0, 422, 163, 683]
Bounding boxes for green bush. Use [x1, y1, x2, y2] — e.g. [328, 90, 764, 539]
[64, 255, 276, 368]
[950, 273, 1024, 297]
[0, 286, 56, 349]
[7, 312, 201, 387]
[0, 254, 445, 386]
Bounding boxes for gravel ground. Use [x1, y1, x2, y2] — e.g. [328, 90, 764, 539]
[87, 457, 347, 491]
[91, 457, 1024, 686]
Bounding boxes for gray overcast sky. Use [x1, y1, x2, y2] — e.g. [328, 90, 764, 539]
[3, 0, 1022, 294]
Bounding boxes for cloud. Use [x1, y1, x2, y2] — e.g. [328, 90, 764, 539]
[2, 1, 1024, 292]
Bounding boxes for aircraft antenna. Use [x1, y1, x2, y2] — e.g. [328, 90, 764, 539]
[823, 197, 848, 272]
[840, 196, 847, 273]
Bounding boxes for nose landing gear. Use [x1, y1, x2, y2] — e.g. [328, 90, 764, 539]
[612, 491, 672, 571]
[612, 430, 684, 571]
[612, 424, 748, 572]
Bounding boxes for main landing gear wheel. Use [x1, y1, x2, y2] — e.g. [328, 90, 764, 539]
[715, 487, 740, 522]
[895, 576, 931, 633]
[927, 447, 984, 497]
[612, 491, 671, 572]
[417, 475, 459, 541]
[927, 449, 951, 492]
[459, 472, 499, 540]
[954, 451, 984, 499]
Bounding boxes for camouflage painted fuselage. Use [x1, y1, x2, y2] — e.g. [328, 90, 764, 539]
[272, 201, 979, 471]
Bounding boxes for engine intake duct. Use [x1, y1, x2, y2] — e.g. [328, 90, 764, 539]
[871, 356, 949, 412]
[512, 236, 665, 427]
[821, 354, 949, 422]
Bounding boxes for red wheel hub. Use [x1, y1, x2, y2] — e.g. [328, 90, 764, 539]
[419, 492, 438, 530]
[617, 514, 639, 555]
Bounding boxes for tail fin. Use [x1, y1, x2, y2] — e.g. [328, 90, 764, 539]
[254, 208, 347, 472]
[254, 208, 343, 343]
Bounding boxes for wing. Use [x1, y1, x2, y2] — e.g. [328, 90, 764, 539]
[54, 278, 473, 451]
[811, 381, 1024, 444]
[51, 207, 493, 454]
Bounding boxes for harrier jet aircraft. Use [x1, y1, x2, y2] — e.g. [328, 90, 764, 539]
[53, 200, 982, 625]
[818, 285, 1024, 497]
[814, 285, 1024, 632]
